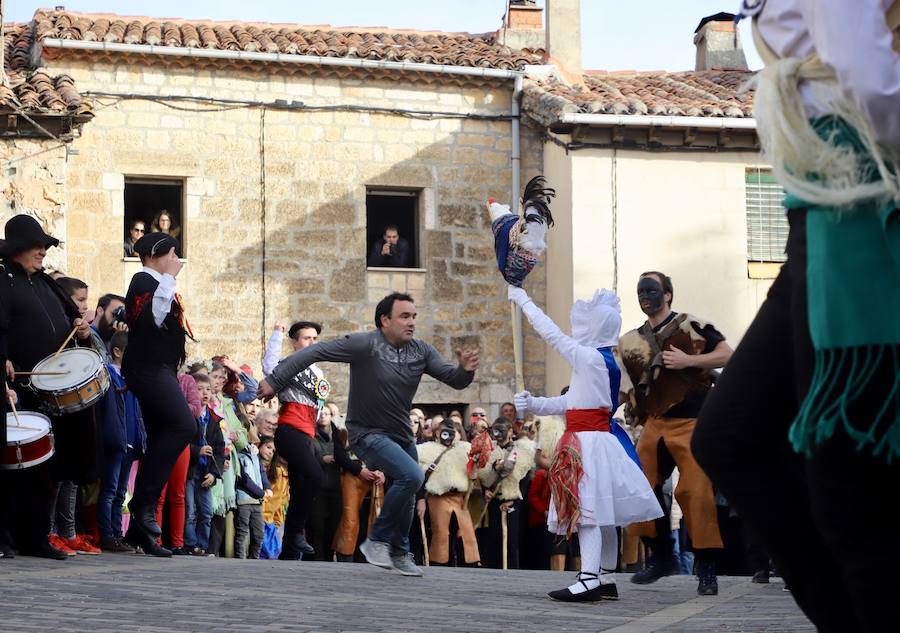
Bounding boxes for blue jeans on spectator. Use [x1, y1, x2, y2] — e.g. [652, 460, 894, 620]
[98, 449, 136, 540]
[672, 526, 695, 575]
[184, 472, 213, 550]
[351, 432, 423, 556]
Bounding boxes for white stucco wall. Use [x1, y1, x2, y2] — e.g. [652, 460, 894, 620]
[541, 145, 777, 396]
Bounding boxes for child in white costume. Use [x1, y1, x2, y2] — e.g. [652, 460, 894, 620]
[509, 285, 661, 602]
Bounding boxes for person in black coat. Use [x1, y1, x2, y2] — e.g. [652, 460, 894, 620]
[1, 215, 95, 559]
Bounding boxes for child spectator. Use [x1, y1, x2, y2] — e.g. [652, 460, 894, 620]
[96, 331, 146, 553]
[260, 435, 289, 559]
[309, 404, 343, 561]
[183, 373, 224, 556]
[235, 430, 272, 559]
[50, 276, 101, 555]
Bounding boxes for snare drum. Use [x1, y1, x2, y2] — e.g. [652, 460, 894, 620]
[2, 411, 54, 469]
[31, 348, 110, 415]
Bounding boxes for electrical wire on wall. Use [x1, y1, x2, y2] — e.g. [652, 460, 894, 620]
[611, 147, 618, 294]
[259, 107, 267, 352]
[82, 91, 515, 122]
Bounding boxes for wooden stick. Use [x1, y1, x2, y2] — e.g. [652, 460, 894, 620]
[13, 371, 69, 377]
[510, 301, 525, 394]
[419, 514, 430, 567]
[7, 384, 20, 425]
[52, 325, 79, 358]
[501, 509, 509, 571]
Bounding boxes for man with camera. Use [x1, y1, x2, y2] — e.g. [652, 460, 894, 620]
[89, 294, 128, 362]
[367, 224, 410, 268]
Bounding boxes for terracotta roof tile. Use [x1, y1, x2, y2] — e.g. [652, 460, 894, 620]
[522, 70, 756, 127]
[0, 71, 93, 117]
[32, 9, 544, 70]
[3, 23, 93, 118]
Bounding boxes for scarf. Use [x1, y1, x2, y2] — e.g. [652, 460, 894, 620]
[786, 117, 900, 461]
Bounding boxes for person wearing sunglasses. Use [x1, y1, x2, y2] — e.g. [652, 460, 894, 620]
[124, 220, 146, 257]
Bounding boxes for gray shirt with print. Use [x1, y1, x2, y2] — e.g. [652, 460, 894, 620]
[267, 329, 474, 444]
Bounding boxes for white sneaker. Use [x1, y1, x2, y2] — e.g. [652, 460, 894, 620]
[391, 553, 423, 577]
[359, 539, 393, 569]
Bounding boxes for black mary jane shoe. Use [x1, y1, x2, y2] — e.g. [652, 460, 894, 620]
[548, 572, 606, 603]
[124, 525, 172, 558]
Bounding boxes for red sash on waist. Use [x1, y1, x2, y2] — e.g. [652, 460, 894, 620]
[565, 408, 611, 433]
[278, 402, 317, 437]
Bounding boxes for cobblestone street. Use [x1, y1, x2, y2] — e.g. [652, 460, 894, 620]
[0, 554, 812, 632]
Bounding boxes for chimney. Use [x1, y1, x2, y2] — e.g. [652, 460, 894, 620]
[693, 12, 748, 70]
[545, 0, 582, 79]
[499, 1, 545, 52]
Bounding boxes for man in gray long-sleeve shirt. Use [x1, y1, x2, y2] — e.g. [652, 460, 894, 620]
[258, 292, 479, 576]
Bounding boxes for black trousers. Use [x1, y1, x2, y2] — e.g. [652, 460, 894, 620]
[308, 486, 342, 561]
[275, 425, 323, 545]
[486, 499, 521, 569]
[693, 210, 899, 633]
[124, 364, 195, 512]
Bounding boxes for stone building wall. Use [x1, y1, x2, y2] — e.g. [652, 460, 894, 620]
[0, 139, 70, 273]
[40, 60, 546, 414]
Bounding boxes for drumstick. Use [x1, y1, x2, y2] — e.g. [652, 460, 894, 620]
[13, 371, 69, 377]
[53, 325, 80, 358]
[7, 384, 20, 424]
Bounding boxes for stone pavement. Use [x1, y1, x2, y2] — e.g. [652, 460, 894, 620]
[0, 554, 813, 633]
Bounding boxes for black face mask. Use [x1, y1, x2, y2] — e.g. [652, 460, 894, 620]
[438, 428, 455, 447]
[637, 277, 666, 316]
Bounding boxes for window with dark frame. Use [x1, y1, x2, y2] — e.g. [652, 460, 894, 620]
[745, 168, 788, 263]
[365, 189, 419, 269]
[123, 177, 185, 258]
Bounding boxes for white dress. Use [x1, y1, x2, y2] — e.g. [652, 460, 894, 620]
[520, 297, 662, 534]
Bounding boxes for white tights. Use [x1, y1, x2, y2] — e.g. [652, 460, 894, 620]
[566, 524, 618, 594]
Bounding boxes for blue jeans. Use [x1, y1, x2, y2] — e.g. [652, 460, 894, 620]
[351, 432, 423, 556]
[184, 472, 213, 550]
[97, 448, 137, 539]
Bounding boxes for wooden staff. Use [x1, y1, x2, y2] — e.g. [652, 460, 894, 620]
[52, 325, 79, 358]
[501, 508, 509, 571]
[510, 302, 525, 394]
[419, 513, 430, 567]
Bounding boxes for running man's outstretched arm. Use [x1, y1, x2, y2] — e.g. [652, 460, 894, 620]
[262, 333, 368, 395]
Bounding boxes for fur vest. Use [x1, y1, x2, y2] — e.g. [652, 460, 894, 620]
[417, 441, 471, 496]
[477, 437, 535, 501]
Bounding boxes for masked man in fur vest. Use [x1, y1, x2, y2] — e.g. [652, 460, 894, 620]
[416, 419, 480, 566]
[619, 271, 732, 596]
[477, 418, 535, 569]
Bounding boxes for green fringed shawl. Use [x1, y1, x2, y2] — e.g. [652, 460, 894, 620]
[786, 117, 900, 462]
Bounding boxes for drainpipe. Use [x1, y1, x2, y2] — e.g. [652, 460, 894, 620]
[510, 73, 526, 394]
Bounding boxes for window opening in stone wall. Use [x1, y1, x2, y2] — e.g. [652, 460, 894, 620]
[123, 177, 185, 259]
[745, 168, 787, 263]
[366, 189, 419, 269]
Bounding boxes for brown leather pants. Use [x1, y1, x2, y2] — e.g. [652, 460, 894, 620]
[332, 472, 383, 556]
[628, 416, 723, 549]
[427, 491, 480, 564]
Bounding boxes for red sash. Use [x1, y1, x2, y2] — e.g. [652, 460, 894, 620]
[278, 402, 317, 437]
[549, 407, 611, 537]
[565, 408, 611, 433]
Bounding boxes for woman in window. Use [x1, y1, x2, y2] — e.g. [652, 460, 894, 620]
[152, 210, 181, 240]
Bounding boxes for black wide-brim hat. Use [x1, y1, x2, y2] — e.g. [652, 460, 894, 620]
[133, 232, 181, 258]
[0, 214, 60, 256]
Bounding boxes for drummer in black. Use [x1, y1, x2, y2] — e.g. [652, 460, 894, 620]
[0, 215, 94, 559]
[122, 232, 194, 557]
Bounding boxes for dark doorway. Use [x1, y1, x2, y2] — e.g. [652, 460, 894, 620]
[365, 190, 418, 268]
[124, 178, 184, 257]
